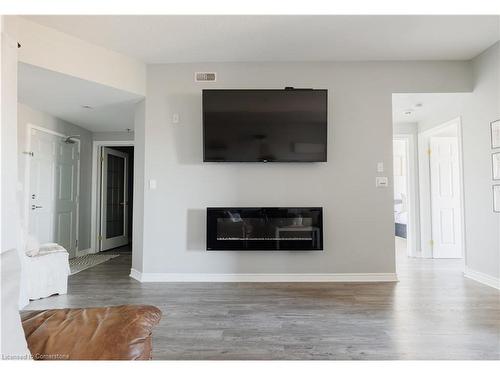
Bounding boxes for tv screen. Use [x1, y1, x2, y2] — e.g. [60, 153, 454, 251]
[202, 89, 327, 162]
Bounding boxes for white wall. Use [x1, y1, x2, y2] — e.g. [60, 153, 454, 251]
[394, 122, 418, 136]
[4, 16, 146, 96]
[1, 20, 19, 253]
[93, 131, 135, 142]
[134, 60, 472, 278]
[417, 43, 500, 282]
[17, 103, 93, 251]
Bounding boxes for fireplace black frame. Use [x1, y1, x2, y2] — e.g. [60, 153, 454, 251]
[206, 207, 323, 251]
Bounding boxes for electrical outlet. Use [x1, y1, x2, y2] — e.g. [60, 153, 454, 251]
[376, 176, 389, 188]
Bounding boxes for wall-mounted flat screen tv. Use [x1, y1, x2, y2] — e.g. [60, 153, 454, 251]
[202, 89, 327, 162]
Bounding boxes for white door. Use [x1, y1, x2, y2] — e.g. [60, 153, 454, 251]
[29, 128, 79, 257]
[100, 147, 129, 251]
[429, 137, 463, 258]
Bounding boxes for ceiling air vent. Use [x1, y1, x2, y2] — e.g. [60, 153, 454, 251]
[195, 72, 217, 82]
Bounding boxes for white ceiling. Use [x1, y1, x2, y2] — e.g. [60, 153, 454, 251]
[392, 93, 471, 124]
[25, 15, 499, 63]
[18, 63, 143, 132]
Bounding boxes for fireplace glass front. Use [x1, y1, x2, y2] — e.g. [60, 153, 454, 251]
[206, 207, 323, 251]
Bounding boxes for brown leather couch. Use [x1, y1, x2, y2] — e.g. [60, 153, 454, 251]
[21, 305, 162, 360]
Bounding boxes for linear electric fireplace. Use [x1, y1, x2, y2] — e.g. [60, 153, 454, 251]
[206, 207, 323, 251]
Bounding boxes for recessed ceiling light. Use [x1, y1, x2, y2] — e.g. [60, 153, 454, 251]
[81, 105, 93, 109]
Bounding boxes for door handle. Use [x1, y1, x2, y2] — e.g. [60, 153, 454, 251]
[31, 205, 43, 210]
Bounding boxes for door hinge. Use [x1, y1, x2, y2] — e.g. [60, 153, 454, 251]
[427, 148, 432, 156]
[23, 151, 34, 157]
[100, 156, 104, 163]
[75, 239, 78, 248]
[430, 239, 434, 247]
[98, 235, 102, 241]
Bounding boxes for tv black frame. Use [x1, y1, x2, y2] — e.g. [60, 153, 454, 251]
[202, 88, 328, 163]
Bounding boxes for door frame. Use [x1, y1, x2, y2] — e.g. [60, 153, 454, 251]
[393, 134, 419, 258]
[418, 117, 466, 260]
[91, 140, 134, 253]
[24, 123, 81, 256]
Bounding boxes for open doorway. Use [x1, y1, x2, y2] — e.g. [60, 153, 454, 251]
[393, 137, 409, 258]
[18, 62, 141, 262]
[393, 94, 467, 265]
[91, 142, 134, 254]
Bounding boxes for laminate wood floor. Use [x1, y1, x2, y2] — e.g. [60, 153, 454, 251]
[26, 239, 500, 360]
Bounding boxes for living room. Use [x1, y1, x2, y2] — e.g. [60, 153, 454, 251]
[1, 1, 499, 371]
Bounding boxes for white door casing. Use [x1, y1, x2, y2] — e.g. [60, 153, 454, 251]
[429, 136, 463, 258]
[100, 147, 129, 251]
[29, 128, 79, 257]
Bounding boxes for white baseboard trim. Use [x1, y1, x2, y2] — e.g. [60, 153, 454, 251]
[129, 268, 142, 281]
[129, 269, 398, 283]
[464, 267, 500, 290]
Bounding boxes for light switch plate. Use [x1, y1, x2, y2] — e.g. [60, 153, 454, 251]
[172, 113, 180, 124]
[149, 179, 157, 190]
[377, 162, 384, 173]
[376, 176, 389, 188]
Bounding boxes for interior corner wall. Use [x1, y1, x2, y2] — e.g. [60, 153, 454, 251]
[17, 103, 93, 251]
[138, 61, 472, 276]
[132, 100, 146, 273]
[415, 42, 500, 281]
[465, 42, 500, 280]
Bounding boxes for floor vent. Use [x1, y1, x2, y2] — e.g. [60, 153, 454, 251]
[195, 72, 217, 82]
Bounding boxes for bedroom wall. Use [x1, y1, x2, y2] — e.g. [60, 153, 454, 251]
[393, 140, 407, 200]
[132, 60, 472, 279]
[17, 103, 93, 251]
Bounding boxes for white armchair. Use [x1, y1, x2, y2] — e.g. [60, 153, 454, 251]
[19, 242, 70, 302]
[16, 222, 70, 305]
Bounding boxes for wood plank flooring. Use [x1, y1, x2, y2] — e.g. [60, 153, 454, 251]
[26, 239, 500, 360]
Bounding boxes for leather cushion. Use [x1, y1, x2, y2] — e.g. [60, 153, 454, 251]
[21, 305, 162, 360]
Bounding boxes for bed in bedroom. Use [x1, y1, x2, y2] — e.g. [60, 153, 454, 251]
[394, 197, 407, 238]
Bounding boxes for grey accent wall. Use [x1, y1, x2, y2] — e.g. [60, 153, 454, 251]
[136, 61, 472, 275]
[417, 43, 500, 280]
[17, 103, 93, 250]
